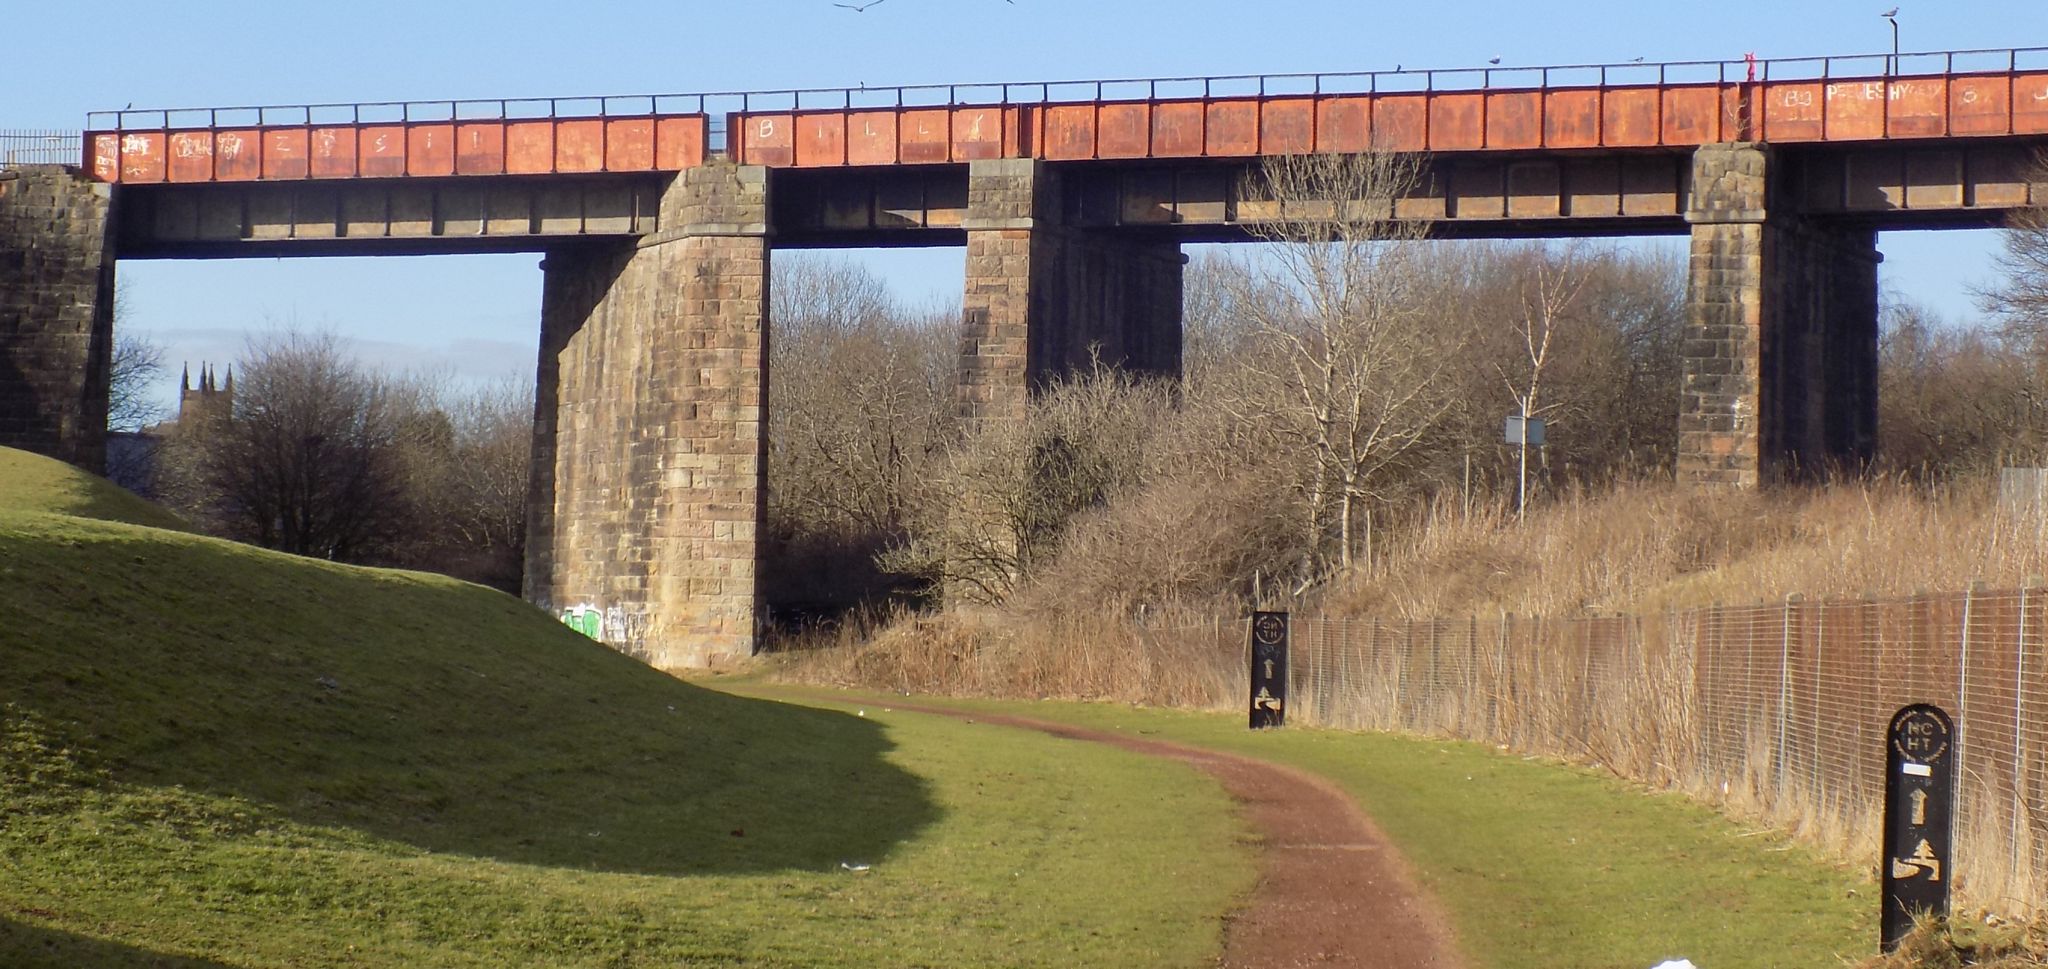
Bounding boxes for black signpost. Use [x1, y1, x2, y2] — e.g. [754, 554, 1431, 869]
[1249, 611, 1288, 729]
[1880, 703, 1957, 951]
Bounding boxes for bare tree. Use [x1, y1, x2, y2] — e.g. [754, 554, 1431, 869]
[1879, 298, 2048, 477]
[391, 377, 533, 589]
[765, 255, 957, 611]
[1217, 150, 1461, 576]
[107, 333, 167, 433]
[769, 255, 953, 539]
[166, 329, 409, 561]
[1496, 242, 1591, 517]
[1398, 242, 1684, 503]
[1982, 159, 2048, 346]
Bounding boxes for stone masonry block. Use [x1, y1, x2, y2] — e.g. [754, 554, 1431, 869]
[0, 168, 115, 473]
[528, 163, 771, 672]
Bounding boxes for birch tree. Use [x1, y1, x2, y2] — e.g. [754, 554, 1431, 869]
[1219, 150, 1460, 576]
[1498, 242, 1590, 516]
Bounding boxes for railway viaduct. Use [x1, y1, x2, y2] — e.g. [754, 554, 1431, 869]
[3, 48, 2046, 668]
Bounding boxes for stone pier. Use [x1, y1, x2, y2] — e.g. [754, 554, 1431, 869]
[525, 163, 769, 670]
[0, 167, 116, 472]
[959, 159, 1184, 424]
[1681, 143, 1881, 487]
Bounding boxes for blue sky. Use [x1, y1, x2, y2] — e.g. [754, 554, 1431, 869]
[9, 0, 2046, 411]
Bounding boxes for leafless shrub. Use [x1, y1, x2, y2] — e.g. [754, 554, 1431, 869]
[883, 367, 1171, 605]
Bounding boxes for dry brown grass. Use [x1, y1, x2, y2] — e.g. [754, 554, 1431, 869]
[1855, 915, 2048, 969]
[1329, 476, 2048, 620]
[779, 605, 1240, 710]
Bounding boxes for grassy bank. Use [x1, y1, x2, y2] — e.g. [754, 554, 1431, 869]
[745, 684, 1879, 969]
[0, 447, 1253, 967]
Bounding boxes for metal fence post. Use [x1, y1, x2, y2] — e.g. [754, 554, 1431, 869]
[1811, 599, 1826, 799]
[1957, 582, 1978, 831]
[2015, 582, 2036, 881]
[1779, 593, 1801, 798]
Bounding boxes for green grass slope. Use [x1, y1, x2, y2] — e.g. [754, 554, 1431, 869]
[0, 445, 187, 531]
[0, 474, 1253, 966]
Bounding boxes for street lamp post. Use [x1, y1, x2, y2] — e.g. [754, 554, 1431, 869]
[1884, 10, 1900, 74]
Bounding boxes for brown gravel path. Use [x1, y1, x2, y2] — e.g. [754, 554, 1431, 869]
[899, 705, 1468, 969]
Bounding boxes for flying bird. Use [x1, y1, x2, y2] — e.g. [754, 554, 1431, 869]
[834, 0, 886, 10]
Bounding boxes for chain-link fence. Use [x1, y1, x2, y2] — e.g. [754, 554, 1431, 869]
[0, 130, 81, 168]
[1274, 588, 2046, 913]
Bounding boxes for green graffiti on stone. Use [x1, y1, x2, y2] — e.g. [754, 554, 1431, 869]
[562, 608, 602, 640]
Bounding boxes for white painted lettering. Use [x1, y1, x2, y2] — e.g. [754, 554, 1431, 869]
[94, 136, 119, 178]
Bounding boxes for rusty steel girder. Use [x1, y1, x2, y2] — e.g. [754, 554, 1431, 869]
[81, 48, 2048, 184]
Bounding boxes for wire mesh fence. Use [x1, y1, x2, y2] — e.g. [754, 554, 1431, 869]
[0, 130, 81, 168]
[1272, 587, 2046, 914]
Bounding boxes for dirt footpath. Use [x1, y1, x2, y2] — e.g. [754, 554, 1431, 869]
[910, 707, 1468, 969]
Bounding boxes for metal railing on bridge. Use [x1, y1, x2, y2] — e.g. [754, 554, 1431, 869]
[1, 130, 81, 168]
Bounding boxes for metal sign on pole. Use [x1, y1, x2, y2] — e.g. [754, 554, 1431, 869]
[1503, 415, 1546, 446]
[1880, 703, 1956, 951]
[1249, 611, 1288, 729]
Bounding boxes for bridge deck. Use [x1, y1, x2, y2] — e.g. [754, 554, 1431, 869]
[82, 49, 2048, 185]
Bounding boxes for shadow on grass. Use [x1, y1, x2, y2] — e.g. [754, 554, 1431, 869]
[0, 915, 234, 969]
[2, 516, 940, 878]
